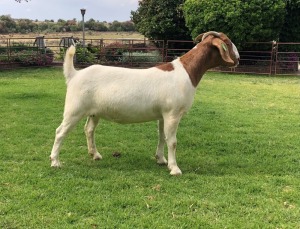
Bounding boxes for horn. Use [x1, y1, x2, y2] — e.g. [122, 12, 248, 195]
[194, 31, 220, 43]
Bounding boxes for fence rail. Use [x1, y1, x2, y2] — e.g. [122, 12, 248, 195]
[0, 36, 299, 75]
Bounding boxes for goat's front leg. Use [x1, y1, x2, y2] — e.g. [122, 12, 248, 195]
[84, 116, 102, 160]
[155, 119, 167, 165]
[164, 115, 182, 176]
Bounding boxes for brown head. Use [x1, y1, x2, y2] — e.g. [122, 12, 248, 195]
[179, 31, 240, 87]
[194, 31, 240, 67]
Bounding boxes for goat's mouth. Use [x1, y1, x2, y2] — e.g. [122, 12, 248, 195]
[232, 61, 239, 68]
[231, 57, 240, 68]
[225, 60, 239, 68]
[228, 64, 239, 69]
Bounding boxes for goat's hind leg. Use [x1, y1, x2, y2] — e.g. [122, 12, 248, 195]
[155, 119, 167, 165]
[50, 115, 82, 167]
[85, 115, 102, 160]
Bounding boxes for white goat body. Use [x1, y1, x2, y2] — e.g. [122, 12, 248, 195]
[50, 31, 240, 175]
[65, 60, 195, 124]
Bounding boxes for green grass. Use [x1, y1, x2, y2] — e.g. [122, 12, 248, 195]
[0, 68, 299, 228]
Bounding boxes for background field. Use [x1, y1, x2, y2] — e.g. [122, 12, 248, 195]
[0, 31, 144, 40]
[0, 68, 299, 228]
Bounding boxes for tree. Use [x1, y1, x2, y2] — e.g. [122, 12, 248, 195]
[37, 22, 48, 32]
[93, 21, 108, 32]
[121, 21, 135, 32]
[109, 20, 123, 32]
[85, 18, 96, 30]
[0, 14, 134, 34]
[17, 19, 37, 33]
[84, 19, 109, 31]
[0, 15, 17, 33]
[279, 0, 300, 42]
[183, 0, 286, 49]
[131, 0, 191, 41]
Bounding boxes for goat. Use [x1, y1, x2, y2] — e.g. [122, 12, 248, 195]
[50, 31, 240, 175]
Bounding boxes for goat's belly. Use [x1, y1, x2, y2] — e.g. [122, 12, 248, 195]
[95, 106, 162, 124]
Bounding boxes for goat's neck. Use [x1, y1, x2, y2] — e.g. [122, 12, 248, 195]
[180, 42, 220, 87]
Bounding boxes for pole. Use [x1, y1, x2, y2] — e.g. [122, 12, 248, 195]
[80, 9, 86, 48]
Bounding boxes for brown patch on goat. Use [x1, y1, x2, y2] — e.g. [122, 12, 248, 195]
[156, 62, 174, 72]
[180, 37, 223, 87]
[180, 44, 211, 87]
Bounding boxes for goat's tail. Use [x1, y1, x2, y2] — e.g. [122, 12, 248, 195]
[63, 45, 77, 82]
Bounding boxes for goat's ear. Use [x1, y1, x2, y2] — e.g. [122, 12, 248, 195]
[212, 38, 234, 65]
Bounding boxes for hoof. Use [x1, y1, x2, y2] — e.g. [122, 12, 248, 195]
[93, 152, 102, 160]
[156, 157, 168, 165]
[156, 158, 168, 165]
[169, 165, 182, 176]
[50, 159, 61, 167]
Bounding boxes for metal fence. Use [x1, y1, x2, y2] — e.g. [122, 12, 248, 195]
[0, 36, 299, 75]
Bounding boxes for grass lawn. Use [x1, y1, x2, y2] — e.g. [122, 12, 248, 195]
[0, 68, 299, 228]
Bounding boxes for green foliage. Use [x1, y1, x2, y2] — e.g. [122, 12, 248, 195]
[121, 51, 163, 63]
[0, 69, 300, 228]
[0, 15, 135, 34]
[0, 42, 30, 54]
[100, 42, 130, 62]
[17, 18, 37, 33]
[0, 15, 17, 33]
[183, 0, 286, 49]
[279, 0, 300, 42]
[131, 0, 191, 41]
[58, 44, 95, 64]
[74, 45, 95, 64]
[85, 18, 109, 32]
[90, 42, 162, 64]
[0, 43, 54, 66]
[13, 49, 54, 66]
[108, 20, 135, 32]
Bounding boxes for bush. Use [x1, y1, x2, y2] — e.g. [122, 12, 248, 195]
[58, 45, 96, 64]
[9, 42, 37, 53]
[100, 42, 129, 62]
[120, 51, 162, 63]
[0, 47, 8, 55]
[0, 42, 54, 66]
[12, 48, 54, 66]
[75, 45, 95, 64]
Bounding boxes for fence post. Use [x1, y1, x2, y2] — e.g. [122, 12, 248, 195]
[270, 41, 278, 75]
[7, 38, 11, 65]
[273, 42, 278, 75]
[161, 40, 165, 63]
